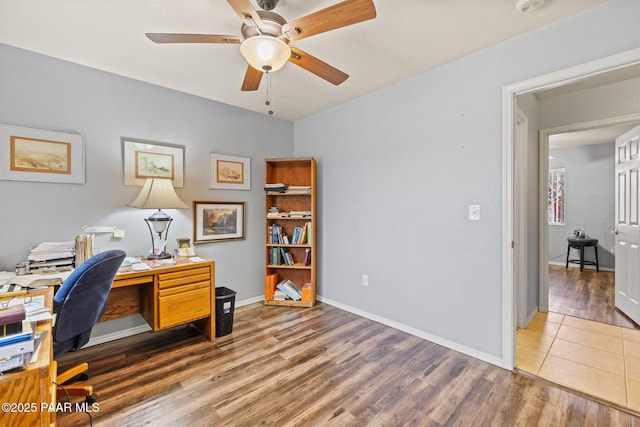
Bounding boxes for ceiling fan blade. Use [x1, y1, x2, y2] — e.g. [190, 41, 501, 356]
[227, 0, 264, 28]
[146, 33, 241, 44]
[288, 47, 348, 86]
[282, 0, 376, 41]
[241, 65, 263, 91]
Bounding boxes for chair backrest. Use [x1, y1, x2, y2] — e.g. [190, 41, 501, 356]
[53, 249, 126, 357]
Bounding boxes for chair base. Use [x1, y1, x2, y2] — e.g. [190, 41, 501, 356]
[56, 362, 94, 401]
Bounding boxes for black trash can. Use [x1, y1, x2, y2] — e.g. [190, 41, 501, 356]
[215, 287, 237, 337]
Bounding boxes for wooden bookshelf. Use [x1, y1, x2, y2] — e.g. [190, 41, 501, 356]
[264, 157, 316, 307]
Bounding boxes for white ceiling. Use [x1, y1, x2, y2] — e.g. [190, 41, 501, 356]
[0, 0, 609, 121]
[549, 123, 639, 150]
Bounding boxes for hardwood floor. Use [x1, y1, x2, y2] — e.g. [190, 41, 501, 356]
[548, 265, 639, 329]
[56, 302, 640, 426]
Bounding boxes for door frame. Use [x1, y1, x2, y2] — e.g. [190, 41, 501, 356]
[501, 48, 640, 369]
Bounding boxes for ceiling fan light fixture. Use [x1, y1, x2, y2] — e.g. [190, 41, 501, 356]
[240, 35, 291, 72]
[516, 0, 544, 13]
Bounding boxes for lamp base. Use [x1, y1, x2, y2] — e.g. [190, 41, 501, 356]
[146, 252, 172, 260]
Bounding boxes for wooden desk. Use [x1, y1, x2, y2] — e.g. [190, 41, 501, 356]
[99, 259, 216, 341]
[0, 287, 55, 427]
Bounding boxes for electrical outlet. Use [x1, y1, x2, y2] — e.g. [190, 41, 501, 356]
[362, 274, 368, 286]
[469, 205, 480, 220]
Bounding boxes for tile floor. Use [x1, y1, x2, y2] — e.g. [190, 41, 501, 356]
[516, 311, 640, 413]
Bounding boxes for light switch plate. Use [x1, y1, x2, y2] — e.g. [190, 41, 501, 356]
[469, 205, 480, 220]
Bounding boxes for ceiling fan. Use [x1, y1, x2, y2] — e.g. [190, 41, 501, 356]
[145, 0, 377, 91]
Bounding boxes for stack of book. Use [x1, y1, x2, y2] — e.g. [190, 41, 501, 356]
[0, 305, 35, 373]
[267, 206, 282, 218]
[74, 234, 94, 266]
[27, 240, 76, 272]
[264, 183, 288, 192]
[273, 289, 288, 301]
[276, 279, 302, 301]
[284, 185, 312, 194]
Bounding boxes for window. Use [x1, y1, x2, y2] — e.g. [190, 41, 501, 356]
[548, 168, 565, 225]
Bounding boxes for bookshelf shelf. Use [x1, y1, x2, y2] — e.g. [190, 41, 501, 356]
[267, 264, 312, 270]
[267, 244, 312, 248]
[264, 157, 316, 307]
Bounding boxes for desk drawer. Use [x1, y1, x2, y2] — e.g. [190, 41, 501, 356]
[158, 266, 211, 289]
[158, 282, 210, 329]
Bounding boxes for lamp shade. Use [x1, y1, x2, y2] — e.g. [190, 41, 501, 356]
[240, 35, 291, 72]
[128, 178, 188, 209]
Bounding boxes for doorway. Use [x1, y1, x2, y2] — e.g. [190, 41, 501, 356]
[502, 49, 640, 370]
[543, 122, 640, 329]
[504, 50, 640, 412]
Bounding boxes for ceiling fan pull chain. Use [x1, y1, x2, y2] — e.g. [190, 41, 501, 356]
[266, 71, 274, 116]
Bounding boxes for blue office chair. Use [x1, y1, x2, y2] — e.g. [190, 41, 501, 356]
[53, 249, 126, 403]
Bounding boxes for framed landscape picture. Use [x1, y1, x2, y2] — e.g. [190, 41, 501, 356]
[0, 123, 85, 184]
[209, 153, 250, 190]
[123, 137, 184, 187]
[193, 201, 246, 243]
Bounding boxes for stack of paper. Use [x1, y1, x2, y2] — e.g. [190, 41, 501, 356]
[28, 241, 75, 271]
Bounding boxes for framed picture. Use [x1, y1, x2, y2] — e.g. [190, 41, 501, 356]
[209, 153, 251, 190]
[123, 137, 184, 187]
[0, 123, 85, 184]
[193, 201, 246, 243]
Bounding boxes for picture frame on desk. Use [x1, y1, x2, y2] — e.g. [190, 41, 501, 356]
[122, 137, 185, 187]
[193, 201, 246, 243]
[0, 123, 85, 184]
[209, 153, 250, 190]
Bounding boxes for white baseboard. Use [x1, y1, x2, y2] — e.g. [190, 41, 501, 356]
[87, 323, 152, 347]
[316, 295, 504, 368]
[527, 306, 539, 326]
[236, 295, 263, 307]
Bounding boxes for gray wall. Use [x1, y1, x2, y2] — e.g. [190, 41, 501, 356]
[0, 43, 294, 304]
[2, 0, 640, 365]
[294, 0, 640, 361]
[548, 143, 615, 269]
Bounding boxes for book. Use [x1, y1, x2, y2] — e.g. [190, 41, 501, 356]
[306, 222, 312, 245]
[0, 352, 30, 373]
[285, 251, 294, 266]
[0, 321, 33, 347]
[273, 290, 288, 300]
[265, 273, 278, 300]
[0, 335, 35, 359]
[0, 304, 26, 325]
[279, 247, 293, 265]
[301, 283, 313, 302]
[264, 183, 288, 192]
[303, 248, 311, 266]
[276, 279, 302, 301]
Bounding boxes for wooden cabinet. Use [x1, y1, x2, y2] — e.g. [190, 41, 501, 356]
[264, 158, 316, 307]
[157, 266, 212, 329]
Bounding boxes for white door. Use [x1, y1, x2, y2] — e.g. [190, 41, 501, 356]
[615, 125, 640, 325]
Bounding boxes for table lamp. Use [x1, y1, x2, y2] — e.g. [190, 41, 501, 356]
[128, 177, 188, 259]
